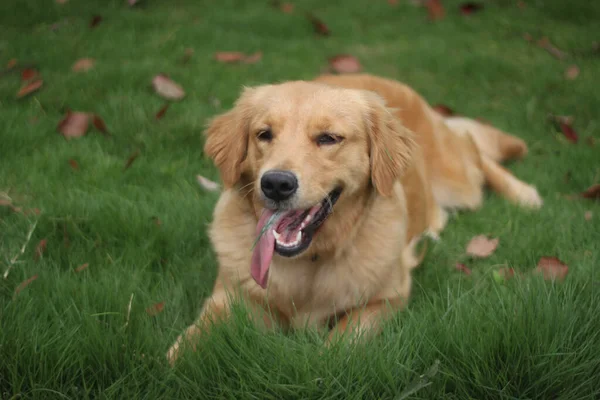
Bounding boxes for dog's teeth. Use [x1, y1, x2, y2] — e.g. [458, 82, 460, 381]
[296, 231, 302, 242]
[273, 230, 281, 241]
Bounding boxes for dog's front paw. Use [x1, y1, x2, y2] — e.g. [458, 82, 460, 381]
[166, 335, 184, 366]
[516, 185, 543, 209]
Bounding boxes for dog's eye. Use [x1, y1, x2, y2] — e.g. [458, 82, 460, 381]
[257, 129, 273, 142]
[316, 133, 343, 146]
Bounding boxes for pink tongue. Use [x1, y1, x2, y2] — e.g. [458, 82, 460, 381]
[251, 209, 276, 289]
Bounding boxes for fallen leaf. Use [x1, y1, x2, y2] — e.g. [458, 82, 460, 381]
[214, 52, 246, 63]
[584, 211, 592, 221]
[432, 104, 455, 117]
[68, 159, 79, 170]
[329, 55, 362, 74]
[196, 175, 220, 191]
[56, 0, 68, 3]
[155, 104, 169, 120]
[466, 235, 499, 258]
[493, 267, 515, 284]
[536, 256, 569, 281]
[0, 199, 12, 206]
[558, 121, 578, 143]
[280, 3, 295, 13]
[7, 59, 17, 69]
[564, 65, 579, 80]
[75, 263, 89, 272]
[92, 114, 109, 135]
[124, 150, 141, 171]
[151, 74, 185, 101]
[35, 239, 47, 260]
[146, 302, 165, 316]
[455, 262, 472, 275]
[581, 184, 600, 200]
[90, 15, 103, 28]
[525, 34, 568, 60]
[14, 274, 38, 297]
[426, 0, 445, 21]
[586, 137, 596, 146]
[17, 79, 43, 98]
[388, 0, 399, 5]
[181, 48, 194, 64]
[459, 2, 483, 15]
[243, 51, 263, 64]
[151, 216, 162, 226]
[57, 112, 90, 139]
[128, 0, 140, 5]
[306, 13, 330, 36]
[72, 58, 96, 72]
[21, 68, 38, 81]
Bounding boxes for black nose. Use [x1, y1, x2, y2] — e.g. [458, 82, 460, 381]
[261, 170, 298, 202]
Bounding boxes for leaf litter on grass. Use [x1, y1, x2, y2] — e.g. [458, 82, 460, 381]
[151, 74, 185, 100]
[72, 58, 95, 72]
[465, 235, 499, 258]
[535, 257, 569, 281]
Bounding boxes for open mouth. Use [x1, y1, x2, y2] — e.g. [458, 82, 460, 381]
[273, 187, 342, 257]
[250, 188, 342, 288]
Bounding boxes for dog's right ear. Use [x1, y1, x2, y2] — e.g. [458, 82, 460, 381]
[203, 87, 255, 188]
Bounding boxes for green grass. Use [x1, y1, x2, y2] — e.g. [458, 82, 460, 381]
[1, 0, 600, 398]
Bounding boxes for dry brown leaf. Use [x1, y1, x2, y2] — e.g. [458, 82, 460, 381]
[72, 58, 96, 72]
[517, 0, 526, 9]
[564, 65, 579, 80]
[388, 0, 399, 5]
[21, 68, 38, 81]
[196, 175, 220, 191]
[155, 104, 169, 120]
[329, 55, 362, 74]
[306, 13, 330, 36]
[459, 2, 484, 15]
[75, 263, 89, 272]
[548, 115, 578, 143]
[35, 239, 47, 260]
[280, 3, 294, 13]
[146, 302, 165, 316]
[90, 15, 102, 28]
[124, 150, 141, 171]
[92, 115, 109, 135]
[17, 79, 43, 98]
[497, 267, 515, 280]
[586, 137, 596, 147]
[455, 262, 472, 275]
[151, 74, 185, 101]
[181, 48, 194, 64]
[466, 235, 499, 258]
[584, 211, 592, 221]
[214, 52, 246, 63]
[7, 58, 17, 69]
[14, 274, 38, 297]
[536, 256, 569, 281]
[56, 0, 68, 3]
[57, 112, 90, 139]
[432, 104, 455, 117]
[243, 51, 263, 64]
[426, 0, 445, 20]
[68, 159, 79, 170]
[581, 184, 600, 200]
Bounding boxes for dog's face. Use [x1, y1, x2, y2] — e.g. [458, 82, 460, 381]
[203, 81, 414, 287]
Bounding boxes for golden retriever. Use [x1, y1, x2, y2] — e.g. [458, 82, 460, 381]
[167, 73, 542, 364]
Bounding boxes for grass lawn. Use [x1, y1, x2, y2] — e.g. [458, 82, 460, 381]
[1, 0, 600, 398]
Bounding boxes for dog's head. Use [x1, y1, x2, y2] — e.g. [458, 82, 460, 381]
[204, 81, 414, 287]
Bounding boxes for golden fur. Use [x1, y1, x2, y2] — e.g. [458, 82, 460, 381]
[167, 73, 542, 364]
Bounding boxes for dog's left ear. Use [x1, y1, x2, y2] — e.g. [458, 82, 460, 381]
[364, 92, 416, 197]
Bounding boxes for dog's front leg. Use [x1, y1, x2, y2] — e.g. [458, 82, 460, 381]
[326, 298, 403, 345]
